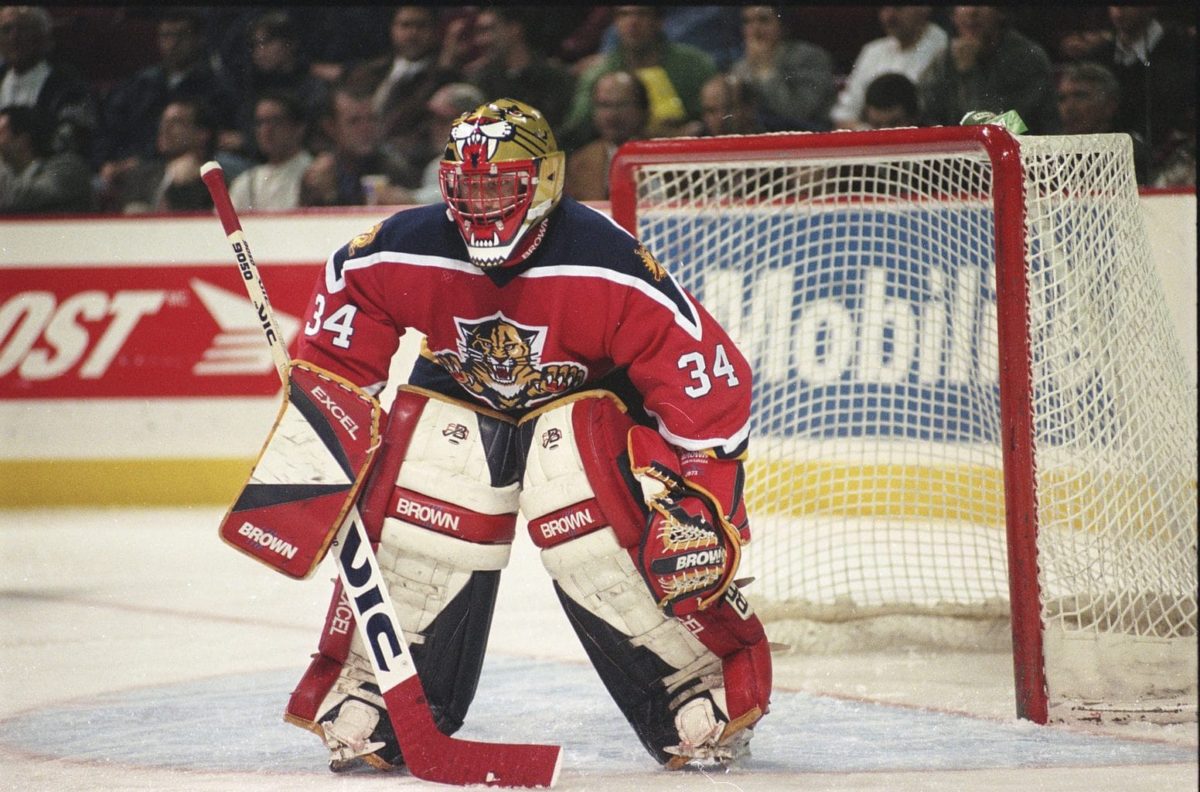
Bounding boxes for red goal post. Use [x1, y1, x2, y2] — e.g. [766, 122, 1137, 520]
[609, 126, 1197, 726]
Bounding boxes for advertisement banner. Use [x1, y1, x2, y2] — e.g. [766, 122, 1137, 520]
[0, 196, 1191, 506]
[0, 263, 318, 399]
[650, 205, 1002, 442]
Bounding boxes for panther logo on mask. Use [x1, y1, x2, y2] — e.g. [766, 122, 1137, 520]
[433, 312, 587, 410]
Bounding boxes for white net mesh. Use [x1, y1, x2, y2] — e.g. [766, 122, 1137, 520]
[617, 130, 1196, 720]
[1018, 136, 1197, 718]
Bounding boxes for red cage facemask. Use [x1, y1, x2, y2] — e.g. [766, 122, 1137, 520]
[438, 99, 565, 269]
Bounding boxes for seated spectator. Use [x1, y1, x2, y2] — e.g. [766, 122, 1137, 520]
[410, 81, 485, 205]
[730, 6, 836, 132]
[565, 70, 648, 201]
[0, 104, 94, 213]
[861, 73, 920, 129]
[1057, 62, 1151, 184]
[300, 85, 413, 207]
[228, 92, 313, 212]
[596, 6, 744, 72]
[1072, 6, 1195, 180]
[203, 7, 390, 96]
[344, 6, 459, 165]
[0, 5, 98, 158]
[561, 6, 716, 149]
[919, 6, 1059, 133]
[1151, 114, 1195, 188]
[831, 6, 948, 130]
[222, 11, 329, 159]
[289, 7, 394, 85]
[699, 73, 763, 136]
[465, 7, 575, 128]
[557, 8, 614, 71]
[101, 97, 238, 214]
[824, 72, 924, 198]
[95, 9, 236, 172]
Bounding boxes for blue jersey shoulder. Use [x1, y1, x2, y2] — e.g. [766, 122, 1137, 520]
[336, 204, 464, 264]
[539, 198, 640, 272]
[536, 197, 699, 325]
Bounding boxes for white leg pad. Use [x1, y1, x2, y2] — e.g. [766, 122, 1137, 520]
[314, 519, 512, 768]
[516, 394, 769, 766]
[397, 395, 520, 514]
[540, 524, 758, 766]
[298, 388, 522, 770]
[376, 519, 512, 642]
[540, 528, 721, 685]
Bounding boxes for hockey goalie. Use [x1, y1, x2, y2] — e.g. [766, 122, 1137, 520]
[254, 98, 771, 772]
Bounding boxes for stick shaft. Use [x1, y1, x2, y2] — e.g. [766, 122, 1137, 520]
[200, 161, 290, 383]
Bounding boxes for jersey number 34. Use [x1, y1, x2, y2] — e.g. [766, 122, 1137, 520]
[679, 344, 740, 398]
[304, 295, 358, 349]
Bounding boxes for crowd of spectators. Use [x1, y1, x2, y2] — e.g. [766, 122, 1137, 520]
[0, 5, 1194, 214]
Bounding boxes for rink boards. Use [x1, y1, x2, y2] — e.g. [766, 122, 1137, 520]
[1, 211, 377, 505]
[0, 195, 1194, 506]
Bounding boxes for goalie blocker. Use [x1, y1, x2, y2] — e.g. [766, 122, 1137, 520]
[219, 361, 381, 579]
[283, 384, 770, 769]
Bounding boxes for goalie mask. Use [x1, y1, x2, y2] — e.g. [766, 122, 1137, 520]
[439, 98, 565, 269]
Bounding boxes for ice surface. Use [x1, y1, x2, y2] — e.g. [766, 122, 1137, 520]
[0, 507, 1195, 791]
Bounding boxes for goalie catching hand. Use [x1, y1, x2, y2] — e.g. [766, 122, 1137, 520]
[628, 425, 744, 617]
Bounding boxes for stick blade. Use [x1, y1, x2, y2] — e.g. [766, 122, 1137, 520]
[384, 676, 562, 788]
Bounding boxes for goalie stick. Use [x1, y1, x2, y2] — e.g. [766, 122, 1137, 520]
[200, 161, 563, 788]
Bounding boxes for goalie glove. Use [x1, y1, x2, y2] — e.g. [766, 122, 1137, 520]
[627, 426, 744, 617]
[678, 449, 750, 544]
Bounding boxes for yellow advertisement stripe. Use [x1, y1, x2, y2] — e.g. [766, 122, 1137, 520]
[3, 459, 1192, 540]
[744, 460, 1196, 536]
[0, 459, 251, 507]
[745, 460, 1007, 523]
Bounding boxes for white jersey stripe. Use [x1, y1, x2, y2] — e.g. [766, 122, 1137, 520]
[645, 406, 752, 456]
[324, 250, 704, 340]
[325, 251, 477, 293]
[517, 265, 703, 340]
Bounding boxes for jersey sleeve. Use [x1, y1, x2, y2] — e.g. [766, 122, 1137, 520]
[294, 226, 404, 396]
[607, 245, 752, 459]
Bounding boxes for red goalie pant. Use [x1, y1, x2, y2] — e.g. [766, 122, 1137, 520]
[520, 391, 772, 766]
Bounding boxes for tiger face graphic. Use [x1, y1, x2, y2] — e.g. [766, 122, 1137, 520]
[433, 312, 587, 410]
[467, 320, 536, 387]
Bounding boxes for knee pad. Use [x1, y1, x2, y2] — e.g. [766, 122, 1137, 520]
[518, 392, 771, 765]
[288, 387, 521, 760]
[362, 386, 522, 547]
[518, 390, 644, 550]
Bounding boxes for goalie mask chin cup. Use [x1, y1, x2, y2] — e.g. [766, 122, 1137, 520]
[439, 98, 565, 270]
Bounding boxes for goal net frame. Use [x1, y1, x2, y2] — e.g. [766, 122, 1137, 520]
[608, 125, 1196, 725]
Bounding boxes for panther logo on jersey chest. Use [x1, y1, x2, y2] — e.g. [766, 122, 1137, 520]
[432, 312, 587, 410]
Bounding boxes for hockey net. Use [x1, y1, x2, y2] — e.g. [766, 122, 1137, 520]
[609, 127, 1197, 725]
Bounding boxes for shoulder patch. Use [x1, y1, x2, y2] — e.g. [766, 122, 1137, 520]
[347, 222, 382, 257]
[635, 243, 667, 282]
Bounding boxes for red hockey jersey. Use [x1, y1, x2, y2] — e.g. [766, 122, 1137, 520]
[295, 198, 751, 457]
